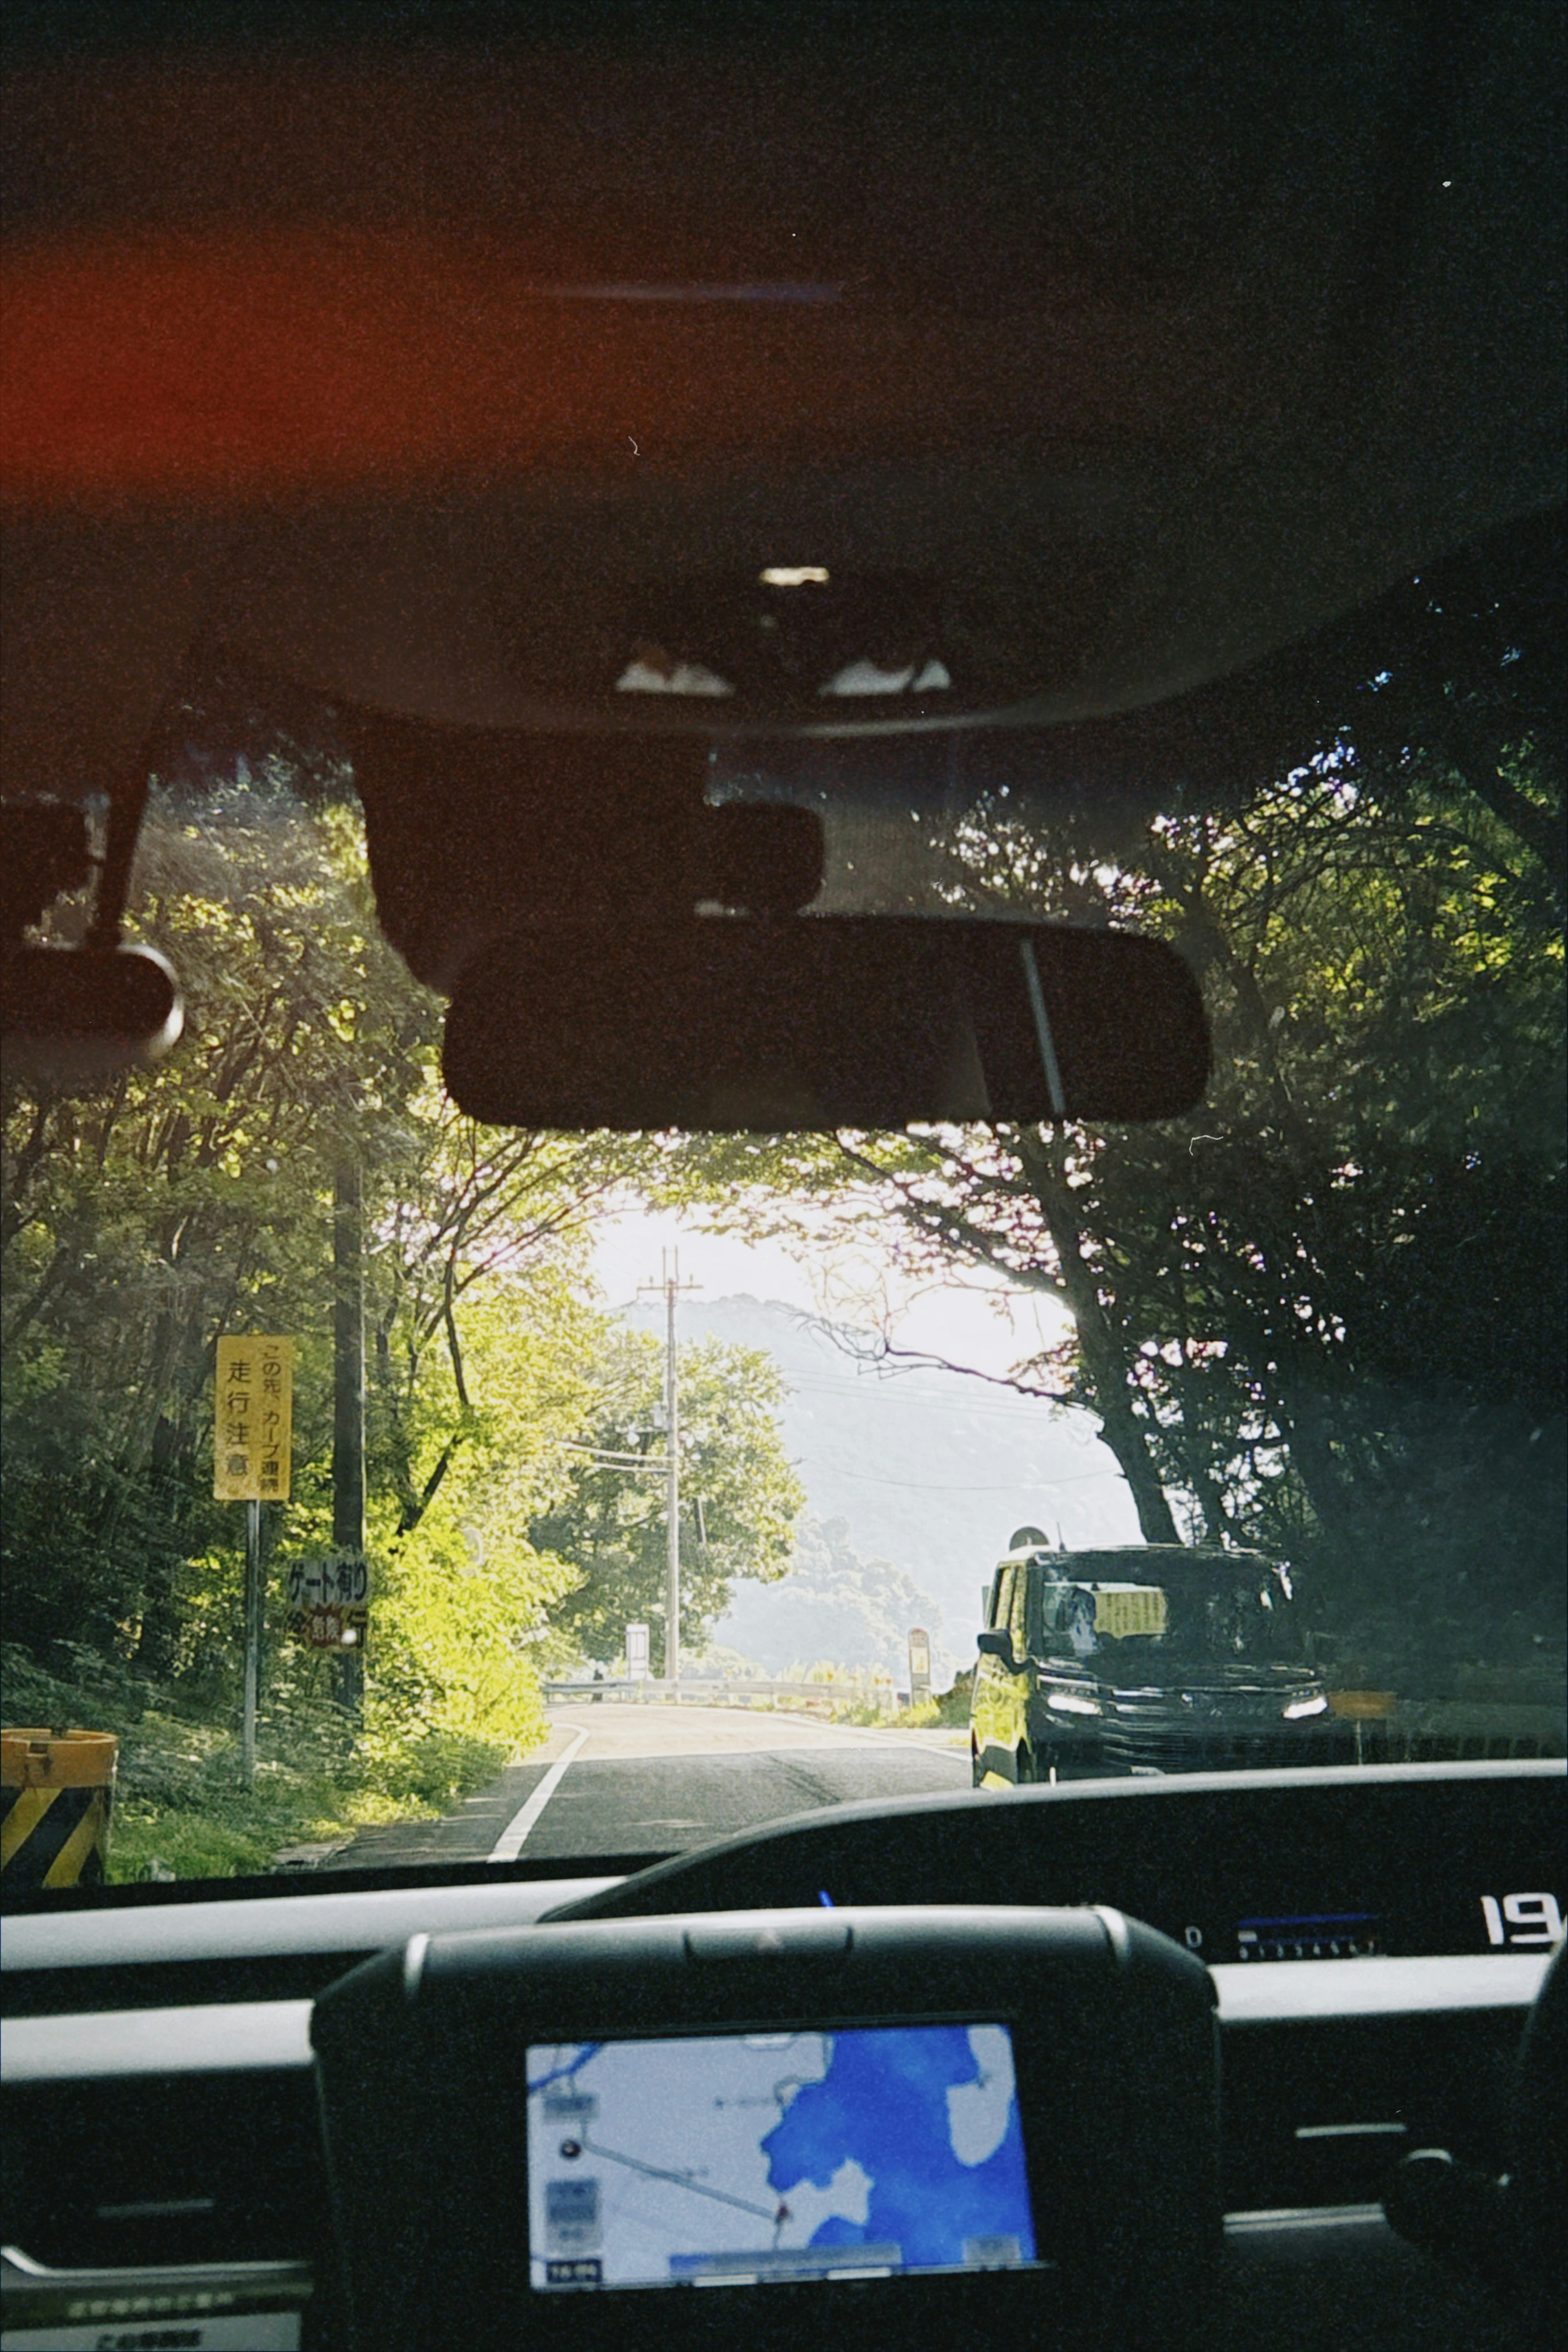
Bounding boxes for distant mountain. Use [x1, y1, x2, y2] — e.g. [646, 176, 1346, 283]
[717, 1512, 955, 1682]
[616, 1294, 1139, 1666]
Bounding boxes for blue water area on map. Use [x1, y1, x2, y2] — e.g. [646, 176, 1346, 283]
[760, 2026, 1035, 2270]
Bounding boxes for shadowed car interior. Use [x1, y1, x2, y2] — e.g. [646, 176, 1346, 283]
[2, 5, 1563, 2349]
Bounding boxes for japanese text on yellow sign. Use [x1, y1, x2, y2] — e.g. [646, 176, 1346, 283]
[214, 1336, 293, 1501]
[1093, 1585, 1169, 1639]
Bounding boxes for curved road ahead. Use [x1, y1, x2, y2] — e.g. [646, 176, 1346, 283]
[343, 1703, 971, 1871]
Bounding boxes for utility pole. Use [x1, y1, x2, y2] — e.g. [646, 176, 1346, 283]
[638, 1250, 700, 1693]
[333, 1157, 366, 1715]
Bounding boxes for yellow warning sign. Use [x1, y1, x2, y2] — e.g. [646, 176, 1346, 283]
[1093, 1584, 1169, 1639]
[215, 1335, 293, 1501]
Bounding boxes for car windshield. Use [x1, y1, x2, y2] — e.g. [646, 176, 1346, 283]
[3, 503, 1563, 1899]
[1029, 1554, 1310, 1670]
[2, 0, 1564, 1903]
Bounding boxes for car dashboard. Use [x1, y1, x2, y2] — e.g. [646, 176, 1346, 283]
[3, 1762, 1561, 2351]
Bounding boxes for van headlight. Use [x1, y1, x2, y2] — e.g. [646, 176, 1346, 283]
[1047, 1693, 1103, 1717]
[1282, 1693, 1329, 1719]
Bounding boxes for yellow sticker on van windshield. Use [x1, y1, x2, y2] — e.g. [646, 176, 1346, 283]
[1094, 1585, 1168, 1639]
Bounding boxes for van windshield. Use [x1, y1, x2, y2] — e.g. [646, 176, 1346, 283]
[1036, 1558, 1308, 1670]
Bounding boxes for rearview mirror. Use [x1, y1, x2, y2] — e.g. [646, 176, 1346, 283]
[442, 916, 1208, 1130]
[1, 946, 183, 1088]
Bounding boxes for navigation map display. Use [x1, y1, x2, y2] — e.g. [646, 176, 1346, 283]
[526, 2025, 1039, 2292]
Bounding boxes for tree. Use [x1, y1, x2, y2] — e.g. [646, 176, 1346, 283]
[655, 525, 1565, 1679]
[1, 769, 664, 1760]
[3, 777, 434, 1665]
[532, 1328, 804, 1665]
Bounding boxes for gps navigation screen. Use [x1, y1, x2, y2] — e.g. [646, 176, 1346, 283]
[526, 2025, 1039, 2292]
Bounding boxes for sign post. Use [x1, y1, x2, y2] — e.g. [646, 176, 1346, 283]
[908, 1627, 932, 1708]
[626, 1622, 650, 1697]
[215, 1336, 293, 1786]
[243, 1499, 263, 1782]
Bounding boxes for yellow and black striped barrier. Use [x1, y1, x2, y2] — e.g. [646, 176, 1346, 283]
[1, 1728, 118, 1891]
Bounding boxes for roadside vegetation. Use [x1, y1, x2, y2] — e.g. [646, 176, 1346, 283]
[663, 522, 1566, 1693]
[3, 1642, 510, 1883]
[1, 728, 801, 1878]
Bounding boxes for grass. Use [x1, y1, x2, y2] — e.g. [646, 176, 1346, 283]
[105, 1754, 448, 1883]
[2, 1644, 519, 1883]
[688, 1664, 974, 1735]
[827, 1693, 971, 1734]
[771, 1662, 973, 1732]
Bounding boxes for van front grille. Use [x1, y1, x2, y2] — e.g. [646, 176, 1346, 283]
[1096, 1723, 1354, 1774]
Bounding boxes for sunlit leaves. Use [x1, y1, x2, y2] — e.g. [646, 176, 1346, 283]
[533, 1327, 805, 1670]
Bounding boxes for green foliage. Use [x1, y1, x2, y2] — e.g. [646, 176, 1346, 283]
[4, 777, 438, 1665]
[532, 1327, 805, 1670]
[655, 593, 1566, 1683]
[0, 1642, 508, 1882]
[931, 1667, 975, 1728]
[1, 775, 665, 1804]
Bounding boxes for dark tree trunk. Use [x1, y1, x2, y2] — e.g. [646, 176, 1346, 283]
[1016, 1128, 1183, 1546]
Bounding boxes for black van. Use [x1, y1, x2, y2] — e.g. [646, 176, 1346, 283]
[970, 1538, 1346, 1786]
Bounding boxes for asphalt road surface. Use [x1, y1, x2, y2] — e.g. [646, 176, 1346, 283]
[341, 1703, 971, 1871]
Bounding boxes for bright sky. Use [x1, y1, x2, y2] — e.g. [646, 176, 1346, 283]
[591, 1204, 1073, 1382]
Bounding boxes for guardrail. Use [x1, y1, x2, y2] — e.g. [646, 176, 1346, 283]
[540, 1677, 902, 1711]
[537, 1680, 1563, 1753]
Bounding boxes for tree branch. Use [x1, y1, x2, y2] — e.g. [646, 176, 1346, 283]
[814, 1322, 1072, 1401]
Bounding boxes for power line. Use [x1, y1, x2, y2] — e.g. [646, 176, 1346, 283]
[819, 1463, 1120, 1493]
[564, 1444, 674, 1472]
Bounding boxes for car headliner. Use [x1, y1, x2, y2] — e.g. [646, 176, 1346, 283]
[2, 2, 1563, 825]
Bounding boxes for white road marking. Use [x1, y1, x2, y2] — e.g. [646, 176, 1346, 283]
[488, 1723, 592, 1860]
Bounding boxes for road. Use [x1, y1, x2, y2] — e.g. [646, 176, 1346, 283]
[341, 1703, 971, 1871]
